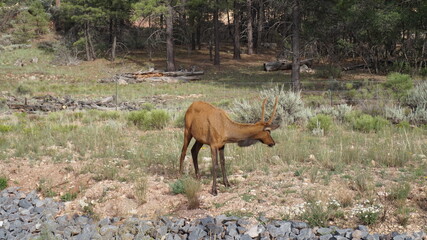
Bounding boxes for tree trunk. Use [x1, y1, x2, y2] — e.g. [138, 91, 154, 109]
[291, 0, 301, 92]
[56, 0, 60, 7]
[213, 1, 220, 65]
[166, 3, 176, 71]
[233, 0, 241, 60]
[196, 17, 201, 50]
[111, 35, 117, 62]
[84, 23, 91, 61]
[255, 0, 264, 53]
[247, 0, 254, 55]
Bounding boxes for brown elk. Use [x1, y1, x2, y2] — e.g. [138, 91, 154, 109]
[178, 97, 279, 195]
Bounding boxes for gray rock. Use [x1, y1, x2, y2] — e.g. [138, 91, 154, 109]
[99, 225, 118, 236]
[318, 227, 333, 235]
[188, 227, 207, 240]
[320, 233, 333, 240]
[298, 228, 314, 240]
[241, 234, 253, 240]
[292, 221, 309, 229]
[18, 199, 32, 209]
[393, 235, 407, 240]
[366, 234, 380, 240]
[98, 218, 111, 227]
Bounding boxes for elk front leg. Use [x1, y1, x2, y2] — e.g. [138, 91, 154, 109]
[179, 130, 192, 175]
[191, 141, 203, 180]
[219, 146, 230, 187]
[210, 146, 219, 196]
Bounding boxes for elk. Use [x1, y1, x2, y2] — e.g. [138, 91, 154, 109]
[178, 97, 279, 195]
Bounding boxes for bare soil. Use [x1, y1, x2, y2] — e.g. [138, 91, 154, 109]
[1, 155, 426, 234]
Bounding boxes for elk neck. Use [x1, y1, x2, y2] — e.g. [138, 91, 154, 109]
[223, 118, 264, 142]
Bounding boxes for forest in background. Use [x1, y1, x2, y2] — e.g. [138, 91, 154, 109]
[1, 0, 426, 79]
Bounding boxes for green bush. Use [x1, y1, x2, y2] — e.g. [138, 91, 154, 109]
[128, 109, 170, 130]
[0, 125, 13, 133]
[174, 111, 186, 128]
[0, 177, 8, 190]
[347, 112, 390, 132]
[307, 114, 333, 135]
[60, 192, 78, 202]
[315, 65, 342, 79]
[383, 73, 413, 100]
[169, 179, 185, 194]
[16, 84, 33, 95]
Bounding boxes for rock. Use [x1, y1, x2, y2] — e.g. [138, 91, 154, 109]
[246, 225, 261, 238]
[320, 234, 333, 240]
[298, 228, 314, 240]
[352, 230, 363, 239]
[318, 227, 333, 235]
[99, 225, 118, 236]
[292, 221, 309, 229]
[188, 227, 207, 240]
[18, 199, 32, 209]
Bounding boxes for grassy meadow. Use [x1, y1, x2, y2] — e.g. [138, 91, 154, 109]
[1, 45, 426, 230]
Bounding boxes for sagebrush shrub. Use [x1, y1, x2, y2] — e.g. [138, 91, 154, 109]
[404, 81, 427, 124]
[232, 86, 312, 125]
[384, 105, 407, 124]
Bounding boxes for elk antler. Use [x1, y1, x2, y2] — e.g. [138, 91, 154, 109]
[260, 98, 267, 122]
[267, 97, 279, 124]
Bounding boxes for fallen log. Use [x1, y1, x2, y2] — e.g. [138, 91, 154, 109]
[264, 59, 313, 71]
[99, 70, 204, 84]
[342, 64, 368, 71]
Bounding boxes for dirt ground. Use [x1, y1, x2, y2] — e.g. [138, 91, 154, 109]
[1, 156, 426, 234]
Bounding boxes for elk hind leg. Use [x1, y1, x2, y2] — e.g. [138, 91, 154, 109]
[219, 146, 230, 187]
[179, 129, 192, 175]
[210, 146, 219, 196]
[191, 140, 203, 179]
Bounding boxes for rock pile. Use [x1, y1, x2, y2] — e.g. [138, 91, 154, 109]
[0, 187, 425, 240]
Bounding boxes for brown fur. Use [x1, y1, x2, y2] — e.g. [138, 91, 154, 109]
[178, 98, 279, 195]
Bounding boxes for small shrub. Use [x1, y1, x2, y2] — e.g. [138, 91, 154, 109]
[148, 109, 170, 129]
[60, 192, 77, 202]
[173, 111, 186, 128]
[383, 72, 413, 100]
[16, 84, 33, 95]
[352, 200, 382, 225]
[0, 177, 8, 190]
[0, 124, 13, 133]
[350, 114, 390, 132]
[170, 179, 185, 194]
[408, 108, 427, 125]
[315, 65, 342, 79]
[128, 109, 170, 130]
[385, 105, 408, 124]
[307, 114, 333, 135]
[183, 177, 202, 209]
[232, 86, 312, 125]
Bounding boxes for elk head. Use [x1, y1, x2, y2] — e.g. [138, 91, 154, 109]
[238, 97, 279, 147]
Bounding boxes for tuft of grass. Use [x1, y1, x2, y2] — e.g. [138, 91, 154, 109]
[134, 176, 148, 204]
[388, 183, 411, 204]
[0, 176, 8, 190]
[37, 179, 57, 198]
[60, 192, 78, 202]
[183, 177, 202, 209]
[353, 172, 374, 195]
[396, 206, 411, 227]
